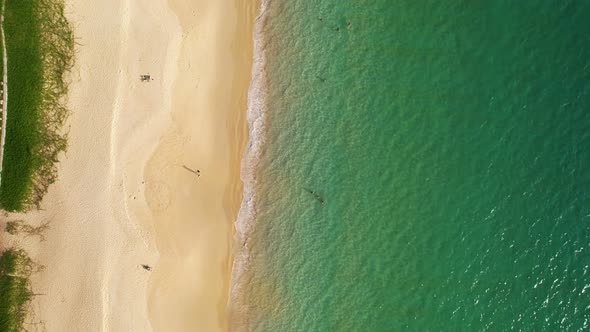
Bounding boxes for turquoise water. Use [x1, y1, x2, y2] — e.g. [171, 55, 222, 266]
[232, 1, 590, 331]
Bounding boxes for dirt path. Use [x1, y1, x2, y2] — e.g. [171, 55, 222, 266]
[0, 0, 8, 188]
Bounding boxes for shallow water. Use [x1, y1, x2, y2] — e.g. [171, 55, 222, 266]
[233, 1, 590, 330]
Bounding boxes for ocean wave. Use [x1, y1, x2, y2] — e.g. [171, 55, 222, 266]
[228, 0, 270, 325]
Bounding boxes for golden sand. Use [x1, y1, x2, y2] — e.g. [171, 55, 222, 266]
[8, 0, 257, 330]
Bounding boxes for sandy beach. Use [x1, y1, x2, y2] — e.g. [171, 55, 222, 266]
[3, 0, 256, 330]
[145, 0, 257, 330]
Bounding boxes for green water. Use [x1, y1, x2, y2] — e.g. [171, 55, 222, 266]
[233, 1, 590, 330]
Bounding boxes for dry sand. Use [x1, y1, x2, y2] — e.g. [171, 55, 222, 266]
[2, 0, 256, 331]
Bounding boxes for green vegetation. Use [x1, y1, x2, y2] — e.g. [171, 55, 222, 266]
[6, 220, 50, 241]
[0, 248, 34, 332]
[0, 0, 74, 211]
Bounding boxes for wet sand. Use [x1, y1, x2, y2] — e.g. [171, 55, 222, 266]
[145, 0, 257, 331]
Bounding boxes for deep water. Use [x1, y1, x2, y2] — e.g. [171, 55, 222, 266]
[237, 1, 590, 330]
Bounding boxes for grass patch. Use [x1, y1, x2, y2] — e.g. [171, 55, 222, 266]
[0, 0, 74, 211]
[0, 248, 34, 332]
[6, 220, 50, 241]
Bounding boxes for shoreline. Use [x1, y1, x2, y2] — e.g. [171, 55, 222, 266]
[144, 0, 258, 330]
[228, 0, 269, 328]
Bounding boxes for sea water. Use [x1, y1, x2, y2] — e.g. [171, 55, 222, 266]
[232, 1, 590, 330]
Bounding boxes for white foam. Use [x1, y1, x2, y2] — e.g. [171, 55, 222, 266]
[228, 0, 270, 321]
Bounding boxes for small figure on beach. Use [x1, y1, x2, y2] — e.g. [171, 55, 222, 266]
[141, 264, 152, 271]
[140, 74, 151, 82]
[181, 165, 201, 177]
